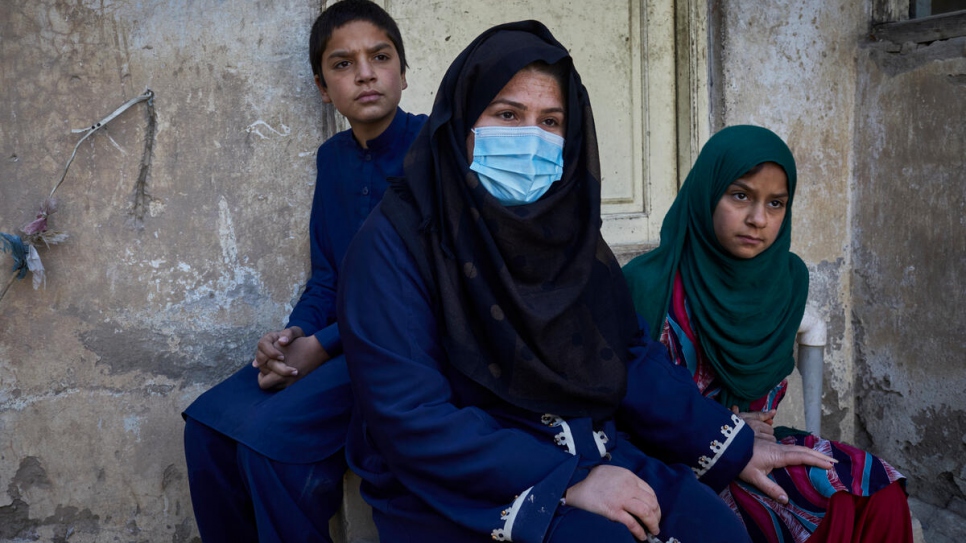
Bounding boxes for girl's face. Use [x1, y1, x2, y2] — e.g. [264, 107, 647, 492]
[465, 67, 565, 157]
[712, 162, 789, 259]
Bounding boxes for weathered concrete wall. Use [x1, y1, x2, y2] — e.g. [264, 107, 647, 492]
[0, 1, 337, 540]
[710, 0, 866, 441]
[853, 36, 966, 508]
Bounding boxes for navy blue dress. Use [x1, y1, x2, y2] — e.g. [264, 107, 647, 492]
[337, 207, 758, 543]
[182, 109, 426, 542]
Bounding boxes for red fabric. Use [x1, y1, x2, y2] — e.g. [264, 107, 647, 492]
[808, 482, 912, 542]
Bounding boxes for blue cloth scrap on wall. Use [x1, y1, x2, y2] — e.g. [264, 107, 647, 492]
[0, 233, 28, 278]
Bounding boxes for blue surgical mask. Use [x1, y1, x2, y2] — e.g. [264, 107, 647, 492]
[469, 126, 565, 206]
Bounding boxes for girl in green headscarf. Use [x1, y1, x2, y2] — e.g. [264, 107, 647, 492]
[622, 125, 911, 543]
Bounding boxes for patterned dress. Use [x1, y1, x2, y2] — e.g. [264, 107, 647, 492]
[663, 274, 905, 543]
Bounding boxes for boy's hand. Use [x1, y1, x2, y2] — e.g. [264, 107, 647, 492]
[253, 326, 304, 377]
[565, 465, 661, 540]
[256, 334, 330, 390]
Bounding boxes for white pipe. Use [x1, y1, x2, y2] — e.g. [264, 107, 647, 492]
[796, 306, 826, 436]
[797, 306, 827, 347]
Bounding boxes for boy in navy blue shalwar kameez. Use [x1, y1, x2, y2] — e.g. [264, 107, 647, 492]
[181, 2, 426, 541]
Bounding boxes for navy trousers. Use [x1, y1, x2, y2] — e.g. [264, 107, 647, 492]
[184, 418, 347, 543]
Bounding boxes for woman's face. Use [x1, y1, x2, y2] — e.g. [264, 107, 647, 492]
[712, 162, 789, 259]
[466, 67, 565, 157]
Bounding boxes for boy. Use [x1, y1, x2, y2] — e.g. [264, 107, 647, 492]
[182, 2, 426, 541]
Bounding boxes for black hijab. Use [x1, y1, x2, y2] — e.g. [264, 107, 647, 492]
[381, 20, 639, 421]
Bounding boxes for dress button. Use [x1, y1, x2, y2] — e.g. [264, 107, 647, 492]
[365, 154, 372, 161]
[362, 186, 370, 195]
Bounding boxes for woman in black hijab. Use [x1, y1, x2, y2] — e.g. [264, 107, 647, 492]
[337, 20, 833, 542]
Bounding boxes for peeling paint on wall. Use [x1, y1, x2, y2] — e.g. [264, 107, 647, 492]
[0, 457, 103, 541]
[1, 0, 326, 539]
[854, 34, 966, 508]
[807, 258, 855, 440]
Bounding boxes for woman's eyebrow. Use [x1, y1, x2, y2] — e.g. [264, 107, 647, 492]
[486, 98, 526, 109]
[486, 98, 565, 115]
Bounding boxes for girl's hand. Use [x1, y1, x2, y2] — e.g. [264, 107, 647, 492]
[732, 406, 777, 441]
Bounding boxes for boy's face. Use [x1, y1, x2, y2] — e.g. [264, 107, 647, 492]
[315, 20, 407, 141]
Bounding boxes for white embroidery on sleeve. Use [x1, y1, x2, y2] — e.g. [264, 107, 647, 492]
[592, 430, 610, 459]
[491, 487, 533, 541]
[541, 413, 576, 456]
[692, 414, 745, 478]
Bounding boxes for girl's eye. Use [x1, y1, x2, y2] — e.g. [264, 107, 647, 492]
[374, 54, 390, 62]
[732, 192, 748, 201]
[498, 111, 516, 121]
[543, 118, 560, 127]
[334, 61, 350, 69]
[769, 200, 786, 209]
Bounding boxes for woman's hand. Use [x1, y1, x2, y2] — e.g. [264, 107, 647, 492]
[739, 439, 837, 504]
[564, 465, 661, 540]
[732, 406, 777, 441]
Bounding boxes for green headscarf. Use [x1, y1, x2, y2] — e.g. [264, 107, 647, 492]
[622, 125, 809, 411]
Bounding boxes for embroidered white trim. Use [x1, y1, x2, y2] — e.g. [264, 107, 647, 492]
[692, 414, 745, 478]
[540, 413, 558, 425]
[593, 430, 609, 459]
[554, 423, 576, 455]
[542, 414, 576, 455]
[492, 487, 532, 541]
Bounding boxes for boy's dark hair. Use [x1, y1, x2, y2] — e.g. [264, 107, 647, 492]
[309, 0, 408, 87]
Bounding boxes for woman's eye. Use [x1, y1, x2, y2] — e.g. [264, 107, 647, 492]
[732, 192, 748, 201]
[543, 118, 559, 127]
[499, 111, 516, 120]
[769, 200, 786, 209]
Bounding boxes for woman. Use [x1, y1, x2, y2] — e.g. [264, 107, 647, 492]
[337, 22, 834, 543]
[622, 125, 912, 542]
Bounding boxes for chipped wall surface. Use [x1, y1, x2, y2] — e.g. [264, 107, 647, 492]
[853, 37, 966, 507]
[711, 0, 866, 442]
[0, 0, 336, 540]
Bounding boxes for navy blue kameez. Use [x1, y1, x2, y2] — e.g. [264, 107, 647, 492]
[182, 109, 425, 541]
[338, 208, 758, 543]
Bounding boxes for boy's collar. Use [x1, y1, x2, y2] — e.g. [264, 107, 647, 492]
[357, 107, 404, 151]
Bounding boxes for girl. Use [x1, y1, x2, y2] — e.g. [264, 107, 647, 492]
[622, 125, 912, 542]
